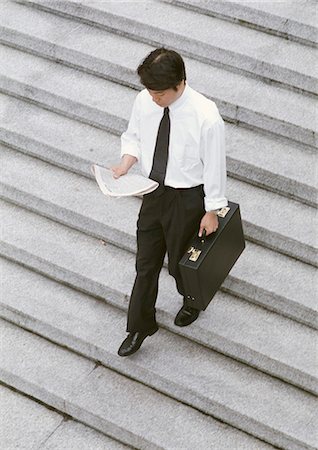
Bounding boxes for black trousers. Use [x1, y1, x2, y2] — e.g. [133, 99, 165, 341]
[127, 185, 205, 332]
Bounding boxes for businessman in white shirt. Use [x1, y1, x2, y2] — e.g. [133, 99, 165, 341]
[113, 48, 228, 357]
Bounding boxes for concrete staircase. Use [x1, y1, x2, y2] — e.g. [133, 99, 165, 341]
[0, 1, 317, 448]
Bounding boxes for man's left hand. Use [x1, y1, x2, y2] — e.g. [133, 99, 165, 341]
[199, 211, 219, 237]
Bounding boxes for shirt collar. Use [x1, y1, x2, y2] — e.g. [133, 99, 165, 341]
[169, 82, 190, 111]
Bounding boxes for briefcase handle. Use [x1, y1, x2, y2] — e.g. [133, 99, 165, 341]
[197, 229, 207, 247]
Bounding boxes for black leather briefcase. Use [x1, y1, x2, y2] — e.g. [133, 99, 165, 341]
[179, 201, 245, 310]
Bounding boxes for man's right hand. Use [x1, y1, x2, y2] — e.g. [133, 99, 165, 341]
[111, 154, 138, 179]
[111, 165, 128, 179]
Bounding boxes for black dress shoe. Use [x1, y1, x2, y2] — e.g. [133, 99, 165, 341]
[174, 304, 200, 327]
[118, 327, 158, 357]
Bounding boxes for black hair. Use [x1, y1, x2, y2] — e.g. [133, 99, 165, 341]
[137, 48, 186, 91]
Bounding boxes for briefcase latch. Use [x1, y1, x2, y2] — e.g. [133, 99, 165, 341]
[217, 207, 230, 218]
[187, 247, 202, 262]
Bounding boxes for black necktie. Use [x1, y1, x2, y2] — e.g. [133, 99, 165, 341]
[149, 107, 170, 194]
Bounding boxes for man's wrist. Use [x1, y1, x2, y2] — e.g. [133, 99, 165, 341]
[121, 154, 137, 170]
[207, 209, 219, 216]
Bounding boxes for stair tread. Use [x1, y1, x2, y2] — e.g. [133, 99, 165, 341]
[42, 421, 130, 450]
[0, 384, 128, 450]
[1, 384, 64, 450]
[19, 0, 317, 93]
[0, 165, 317, 313]
[1, 93, 317, 207]
[164, 0, 318, 43]
[1, 1, 317, 448]
[2, 257, 317, 392]
[0, 319, 277, 449]
[0, 197, 316, 342]
[0, 2, 317, 139]
[0, 44, 136, 122]
[1, 142, 317, 265]
[75, 0, 317, 77]
[218, 0, 317, 28]
[1, 40, 317, 151]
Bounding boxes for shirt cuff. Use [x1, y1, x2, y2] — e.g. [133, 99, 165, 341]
[204, 197, 228, 212]
[120, 146, 140, 161]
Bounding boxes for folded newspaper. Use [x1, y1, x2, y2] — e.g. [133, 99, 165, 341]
[91, 164, 159, 197]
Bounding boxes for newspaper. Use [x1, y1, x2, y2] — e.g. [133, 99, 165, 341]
[91, 164, 159, 197]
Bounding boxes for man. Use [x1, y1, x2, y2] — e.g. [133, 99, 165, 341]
[112, 48, 228, 357]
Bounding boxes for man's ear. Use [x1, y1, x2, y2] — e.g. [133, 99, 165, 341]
[175, 80, 185, 91]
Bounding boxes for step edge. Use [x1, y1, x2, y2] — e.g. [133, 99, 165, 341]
[0, 363, 158, 450]
[0, 312, 316, 450]
[1, 165, 317, 268]
[1, 25, 317, 147]
[1, 117, 317, 208]
[162, 0, 318, 47]
[1, 290, 317, 396]
[1, 188, 317, 324]
[15, 0, 318, 95]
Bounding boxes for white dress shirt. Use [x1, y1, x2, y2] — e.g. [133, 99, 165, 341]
[121, 83, 228, 211]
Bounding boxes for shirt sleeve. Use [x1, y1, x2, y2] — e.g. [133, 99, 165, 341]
[201, 115, 228, 212]
[120, 94, 141, 160]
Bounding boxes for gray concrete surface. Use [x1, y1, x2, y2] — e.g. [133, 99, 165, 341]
[0, 319, 278, 450]
[1, 196, 316, 328]
[0, 385, 64, 450]
[1, 93, 316, 208]
[163, 0, 318, 46]
[1, 151, 317, 327]
[1, 3, 317, 147]
[1, 142, 317, 269]
[1, 1, 317, 448]
[0, 319, 95, 412]
[0, 199, 317, 388]
[17, 0, 318, 94]
[42, 421, 131, 450]
[0, 385, 129, 450]
[1, 256, 317, 394]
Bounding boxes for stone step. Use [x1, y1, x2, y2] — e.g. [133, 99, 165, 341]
[0, 384, 129, 450]
[0, 318, 280, 449]
[1, 262, 317, 449]
[0, 43, 133, 133]
[1, 2, 317, 148]
[1, 2, 316, 448]
[0, 94, 317, 208]
[1, 133, 317, 269]
[1, 156, 317, 326]
[2, 254, 317, 395]
[1, 152, 317, 393]
[16, 0, 318, 96]
[0, 194, 316, 336]
[162, 0, 318, 46]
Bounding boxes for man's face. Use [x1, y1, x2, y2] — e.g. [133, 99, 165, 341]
[148, 81, 185, 108]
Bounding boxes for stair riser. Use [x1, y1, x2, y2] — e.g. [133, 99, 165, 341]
[1, 126, 316, 209]
[16, 0, 318, 96]
[0, 131, 93, 179]
[164, 0, 318, 47]
[227, 158, 317, 209]
[1, 185, 317, 330]
[0, 232, 317, 393]
[0, 75, 125, 134]
[1, 30, 316, 149]
[0, 27, 140, 90]
[0, 309, 313, 450]
[0, 366, 156, 450]
[1, 2, 316, 448]
[1, 168, 317, 269]
[1, 293, 317, 403]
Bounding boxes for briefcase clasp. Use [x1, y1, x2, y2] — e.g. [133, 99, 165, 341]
[187, 247, 202, 262]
